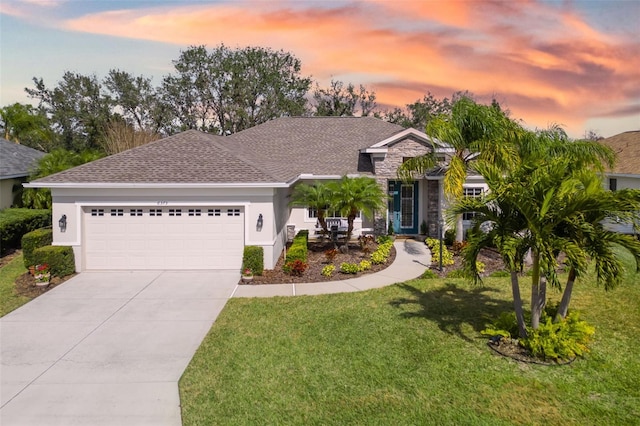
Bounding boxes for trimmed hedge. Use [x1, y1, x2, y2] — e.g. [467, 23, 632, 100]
[0, 208, 51, 254]
[22, 228, 53, 268]
[284, 230, 308, 272]
[242, 246, 264, 276]
[32, 245, 75, 277]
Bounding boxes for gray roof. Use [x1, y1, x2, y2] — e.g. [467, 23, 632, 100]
[33, 117, 407, 186]
[0, 138, 45, 179]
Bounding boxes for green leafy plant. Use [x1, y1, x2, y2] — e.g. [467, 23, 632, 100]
[475, 261, 486, 273]
[522, 312, 595, 361]
[21, 228, 53, 268]
[321, 264, 335, 277]
[358, 260, 371, 271]
[0, 208, 51, 255]
[489, 270, 510, 278]
[481, 311, 520, 339]
[445, 269, 466, 278]
[32, 245, 75, 277]
[451, 240, 468, 256]
[430, 244, 454, 266]
[340, 262, 359, 274]
[420, 220, 428, 235]
[242, 245, 264, 276]
[376, 235, 392, 245]
[284, 230, 308, 272]
[420, 269, 438, 279]
[370, 240, 393, 264]
[388, 220, 394, 235]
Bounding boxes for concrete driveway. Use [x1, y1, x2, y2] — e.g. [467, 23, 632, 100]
[0, 270, 238, 426]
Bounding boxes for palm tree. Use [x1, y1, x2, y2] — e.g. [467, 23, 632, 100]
[328, 176, 388, 243]
[289, 182, 333, 233]
[398, 96, 517, 242]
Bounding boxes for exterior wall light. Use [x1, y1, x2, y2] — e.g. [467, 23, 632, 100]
[59, 214, 67, 233]
[257, 214, 263, 231]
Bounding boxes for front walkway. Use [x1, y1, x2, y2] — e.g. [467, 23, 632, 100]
[232, 239, 431, 298]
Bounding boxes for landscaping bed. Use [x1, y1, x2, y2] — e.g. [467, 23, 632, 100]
[251, 240, 396, 284]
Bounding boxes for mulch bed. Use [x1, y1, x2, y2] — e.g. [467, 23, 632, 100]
[14, 271, 76, 298]
[250, 240, 396, 285]
[488, 338, 576, 366]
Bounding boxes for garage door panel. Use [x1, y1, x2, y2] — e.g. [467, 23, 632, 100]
[84, 206, 244, 270]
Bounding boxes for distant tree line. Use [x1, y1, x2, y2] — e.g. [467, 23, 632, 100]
[1, 44, 470, 155]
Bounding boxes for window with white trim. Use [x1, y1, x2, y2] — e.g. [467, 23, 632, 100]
[462, 187, 483, 221]
[307, 207, 360, 220]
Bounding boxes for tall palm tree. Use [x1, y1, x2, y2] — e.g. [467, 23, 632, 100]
[398, 96, 517, 242]
[328, 176, 388, 243]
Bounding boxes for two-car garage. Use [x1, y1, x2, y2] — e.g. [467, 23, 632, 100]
[82, 206, 245, 270]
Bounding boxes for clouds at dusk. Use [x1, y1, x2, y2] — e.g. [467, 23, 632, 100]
[1, 0, 638, 137]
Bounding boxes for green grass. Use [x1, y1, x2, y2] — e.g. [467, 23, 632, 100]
[180, 248, 640, 425]
[0, 254, 30, 317]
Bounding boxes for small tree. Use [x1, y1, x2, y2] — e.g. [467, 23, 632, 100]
[328, 176, 387, 243]
[289, 182, 332, 233]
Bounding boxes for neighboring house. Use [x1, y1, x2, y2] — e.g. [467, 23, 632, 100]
[600, 130, 640, 235]
[28, 117, 480, 272]
[0, 138, 45, 209]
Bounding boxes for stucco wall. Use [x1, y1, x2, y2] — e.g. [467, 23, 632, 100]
[51, 186, 281, 271]
[0, 179, 18, 209]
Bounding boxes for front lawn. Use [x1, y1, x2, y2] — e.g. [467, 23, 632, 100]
[180, 248, 640, 425]
[0, 254, 31, 317]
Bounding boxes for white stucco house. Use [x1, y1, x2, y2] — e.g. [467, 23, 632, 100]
[27, 117, 487, 272]
[600, 130, 640, 235]
[0, 138, 45, 209]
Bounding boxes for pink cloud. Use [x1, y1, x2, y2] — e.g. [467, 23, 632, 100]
[56, 0, 639, 136]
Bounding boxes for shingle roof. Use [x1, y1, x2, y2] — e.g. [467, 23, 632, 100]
[599, 131, 640, 175]
[0, 138, 45, 179]
[33, 117, 407, 185]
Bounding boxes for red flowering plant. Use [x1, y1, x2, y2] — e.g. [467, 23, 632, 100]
[242, 268, 253, 277]
[34, 264, 51, 284]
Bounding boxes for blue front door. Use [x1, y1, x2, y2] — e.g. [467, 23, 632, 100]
[389, 180, 419, 234]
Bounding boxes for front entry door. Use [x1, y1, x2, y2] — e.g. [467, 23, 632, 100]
[389, 181, 419, 234]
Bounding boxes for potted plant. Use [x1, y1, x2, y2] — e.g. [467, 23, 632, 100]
[241, 268, 254, 284]
[34, 264, 51, 287]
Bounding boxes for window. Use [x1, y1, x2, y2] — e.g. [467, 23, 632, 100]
[130, 209, 143, 216]
[110, 209, 123, 217]
[609, 178, 617, 192]
[208, 209, 221, 216]
[188, 209, 202, 216]
[462, 187, 483, 221]
[169, 209, 182, 216]
[227, 208, 240, 216]
[91, 209, 104, 217]
[150, 209, 163, 217]
[307, 207, 360, 219]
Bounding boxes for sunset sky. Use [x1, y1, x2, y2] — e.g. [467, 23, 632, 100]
[1, 0, 638, 138]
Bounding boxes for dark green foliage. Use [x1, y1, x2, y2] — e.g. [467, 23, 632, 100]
[420, 220, 428, 235]
[32, 245, 75, 277]
[242, 246, 264, 276]
[21, 228, 53, 268]
[0, 208, 51, 254]
[284, 230, 308, 272]
[444, 229, 456, 246]
[376, 235, 393, 245]
[481, 311, 521, 339]
[522, 312, 595, 361]
[387, 220, 394, 235]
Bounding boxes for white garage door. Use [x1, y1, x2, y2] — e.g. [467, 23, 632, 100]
[84, 206, 244, 270]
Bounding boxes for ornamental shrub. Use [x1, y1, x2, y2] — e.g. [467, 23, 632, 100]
[32, 245, 75, 277]
[284, 259, 308, 276]
[284, 230, 308, 272]
[321, 264, 335, 277]
[370, 240, 393, 264]
[22, 228, 53, 268]
[242, 246, 264, 276]
[0, 208, 51, 254]
[445, 269, 466, 278]
[340, 262, 359, 274]
[358, 260, 371, 271]
[430, 243, 454, 266]
[522, 312, 595, 361]
[481, 311, 520, 340]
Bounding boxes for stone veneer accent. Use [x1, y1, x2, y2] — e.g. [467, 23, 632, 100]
[371, 136, 434, 235]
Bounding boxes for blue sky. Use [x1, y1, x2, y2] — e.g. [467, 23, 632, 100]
[1, 0, 638, 138]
